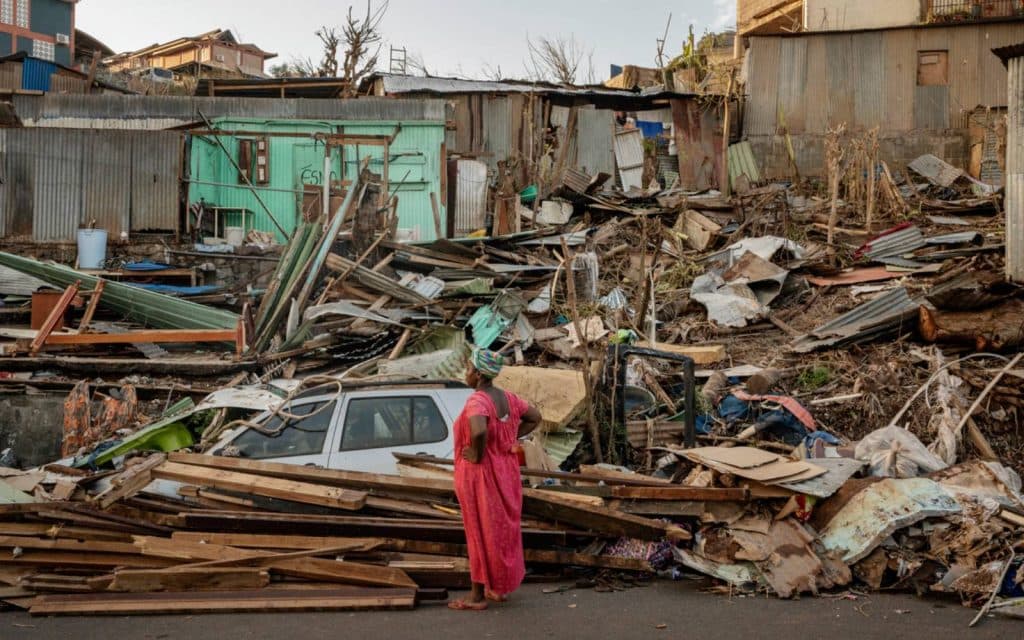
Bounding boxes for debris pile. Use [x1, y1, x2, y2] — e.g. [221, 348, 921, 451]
[0, 139, 1022, 623]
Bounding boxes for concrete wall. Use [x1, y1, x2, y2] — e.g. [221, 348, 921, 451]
[30, 0, 72, 65]
[804, 0, 920, 31]
[0, 391, 65, 467]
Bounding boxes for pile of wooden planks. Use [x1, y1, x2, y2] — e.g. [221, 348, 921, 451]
[0, 452, 700, 616]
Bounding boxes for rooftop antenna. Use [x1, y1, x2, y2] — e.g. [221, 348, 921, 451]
[656, 13, 673, 68]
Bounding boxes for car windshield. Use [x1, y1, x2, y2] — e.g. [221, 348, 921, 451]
[223, 400, 335, 459]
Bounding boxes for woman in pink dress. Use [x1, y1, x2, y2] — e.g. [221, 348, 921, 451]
[449, 348, 542, 611]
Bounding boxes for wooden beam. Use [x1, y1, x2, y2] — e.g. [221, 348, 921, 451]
[29, 587, 416, 616]
[152, 461, 368, 511]
[167, 453, 455, 497]
[91, 454, 166, 509]
[31, 282, 79, 354]
[105, 568, 270, 593]
[134, 536, 416, 589]
[609, 486, 750, 501]
[78, 280, 105, 330]
[521, 489, 691, 542]
[43, 329, 239, 346]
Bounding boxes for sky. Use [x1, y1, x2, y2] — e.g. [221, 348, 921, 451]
[77, 0, 736, 81]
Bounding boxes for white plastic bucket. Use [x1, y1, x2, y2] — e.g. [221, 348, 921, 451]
[225, 226, 245, 247]
[77, 228, 107, 269]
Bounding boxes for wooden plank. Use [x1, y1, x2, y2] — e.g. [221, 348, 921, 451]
[524, 549, 652, 572]
[168, 453, 454, 496]
[610, 499, 706, 517]
[609, 486, 751, 501]
[78, 280, 105, 330]
[0, 523, 132, 542]
[172, 532, 389, 552]
[3, 551, 177, 569]
[0, 535, 141, 555]
[31, 282, 79, 354]
[135, 536, 417, 589]
[177, 511, 566, 546]
[29, 588, 416, 616]
[107, 568, 270, 593]
[92, 454, 166, 509]
[636, 342, 726, 365]
[152, 461, 368, 511]
[44, 329, 238, 346]
[521, 489, 690, 542]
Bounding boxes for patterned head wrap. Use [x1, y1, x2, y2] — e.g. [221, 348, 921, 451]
[471, 347, 504, 379]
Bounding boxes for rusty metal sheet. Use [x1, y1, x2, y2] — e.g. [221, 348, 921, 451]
[819, 478, 961, 564]
[909, 153, 964, 187]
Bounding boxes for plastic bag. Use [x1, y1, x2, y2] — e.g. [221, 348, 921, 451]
[855, 426, 948, 478]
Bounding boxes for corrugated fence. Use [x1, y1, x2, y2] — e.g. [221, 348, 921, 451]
[0, 128, 182, 241]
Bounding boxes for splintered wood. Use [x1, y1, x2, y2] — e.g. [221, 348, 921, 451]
[0, 452, 703, 616]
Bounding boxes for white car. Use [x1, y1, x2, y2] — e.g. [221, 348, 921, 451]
[206, 380, 473, 475]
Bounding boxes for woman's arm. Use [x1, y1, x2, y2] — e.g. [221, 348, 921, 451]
[517, 405, 543, 438]
[462, 415, 488, 464]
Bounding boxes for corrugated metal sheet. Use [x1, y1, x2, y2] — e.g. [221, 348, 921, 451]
[778, 37, 808, 134]
[482, 95, 513, 170]
[0, 264, 52, 296]
[853, 31, 885, 128]
[12, 95, 448, 130]
[453, 159, 487, 236]
[0, 129, 184, 242]
[32, 129, 83, 242]
[729, 141, 761, 187]
[21, 58, 56, 92]
[745, 37, 781, 136]
[883, 30, 916, 132]
[132, 131, 181, 232]
[81, 130, 132, 236]
[747, 23, 1022, 139]
[576, 108, 615, 176]
[915, 85, 950, 129]
[1008, 53, 1023, 283]
[613, 128, 644, 190]
[826, 35, 855, 126]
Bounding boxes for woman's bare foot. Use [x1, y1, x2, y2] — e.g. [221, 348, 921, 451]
[485, 590, 508, 603]
[448, 599, 488, 611]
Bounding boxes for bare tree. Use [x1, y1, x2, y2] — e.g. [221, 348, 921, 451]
[316, 27, 341, 77]
[406, 51, 431, 77]
[526, 34, 593, 85]
[270, 58, 319, 78]
[339, 0, 388, 96]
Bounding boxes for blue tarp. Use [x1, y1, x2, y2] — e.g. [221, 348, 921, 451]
[126, 283, 220, 296]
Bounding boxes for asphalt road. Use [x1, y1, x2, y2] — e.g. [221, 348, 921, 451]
[2, 580, 1020, 640]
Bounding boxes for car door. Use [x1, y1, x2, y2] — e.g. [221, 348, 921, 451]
[326, 391, 454, 474]
[215, 396, 341, 468]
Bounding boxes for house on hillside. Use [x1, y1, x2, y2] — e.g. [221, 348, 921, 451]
[103, 29, 276, 82]
[736, 0, 1023, 178]
[0, 0, 77, 66]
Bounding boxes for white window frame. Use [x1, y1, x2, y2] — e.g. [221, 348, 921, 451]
[33, 40, 55, 62]
[14, 0, 27, 29]
[0, 0, 13, 26]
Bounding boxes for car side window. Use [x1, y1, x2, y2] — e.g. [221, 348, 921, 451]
[341, 396, 448, 451]
[226, 400, 335, 459]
